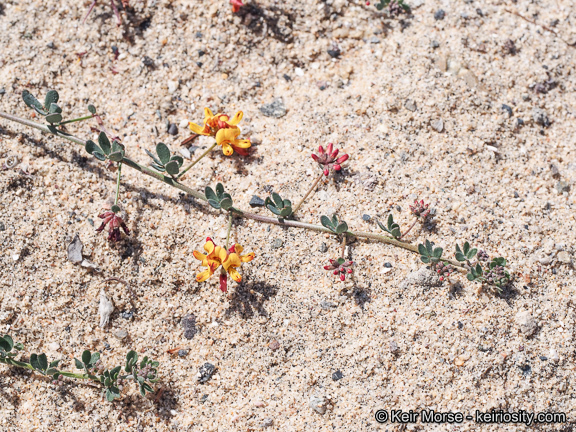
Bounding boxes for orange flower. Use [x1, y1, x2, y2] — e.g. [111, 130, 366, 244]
[193, 237, 255, 292]
[189, 108, 251, 156]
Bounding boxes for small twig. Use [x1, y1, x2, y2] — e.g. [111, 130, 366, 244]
[400, 218, 418, 239]
[114, 162, 122, 206]
[225, 212, 233, 249]
[340, 235, 347, 259]
[154, 386, 165, 403]
[177, 142, 218, 180]
[292, 172, 324, 216]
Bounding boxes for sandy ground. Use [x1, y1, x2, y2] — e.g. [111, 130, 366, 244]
[1, 0, 576, 430]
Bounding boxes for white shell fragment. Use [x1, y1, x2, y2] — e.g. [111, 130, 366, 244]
[98, 289, 114, 328]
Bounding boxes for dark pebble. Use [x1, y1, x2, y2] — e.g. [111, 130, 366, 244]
[319, 242, 328, 253]
[434, 9, 445, 20]
[142, 56, 154, 67]
[168, 124, 178, 136]
[198, 50, 205, 57]
[362, 214, 371, 221]
[47, 42, 55, 49]
[332, 370, 344, 381]
[121, 311, 134, 320]
[178, 349, 189, 357]
[514, 191, 519, 198]
[431, 40, 440, 49]
[327, 49, 341, 58]
[501, 104, 513, 118]
[458, 321, 463, 329]
[104, 343, 111, 350]
[390, 340, 399, 354]
[195, 32, 203, 39]
[384, 262, 392, 268]
[198, 362, 216, 383]
[259, 99, 287, 118]
[196, 62, 203, 67]
[200, 394, 209, 404]
[0, 88, 5, 95]
[249, 195, 265, 207]
[539, 356, 548, 361]
[519, 364, 531, 375]
[476, 8, 483, 16]
[283, 74, 292, 81]
[182, 314, 197, 340]
[516, 118, 524, 128]
[0, 222, 5, 231]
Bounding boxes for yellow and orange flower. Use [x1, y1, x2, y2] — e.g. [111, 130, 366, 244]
[189, 108, 251, 156]
[193, 237, 255, 292]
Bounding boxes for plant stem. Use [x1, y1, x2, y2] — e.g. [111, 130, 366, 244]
[291, 172, 324, 216]
[225, 212, 233, 249]
[400, 218, 418, 239]
[58, 115, 93, 126]
[177, 142, 218, 179]
[114, 162, 122, 206]
[0, 111, 466, 270]
[340, 235, 347, 258]
[0, 358, 94, 381]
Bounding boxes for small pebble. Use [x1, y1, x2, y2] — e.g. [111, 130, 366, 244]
[268, 339, 280, 350]
[431, 40, 440, 49]
[549, 349, 559, 362]
[198, 362, 216, 383]
[272, 239, 283, 249]
[532, 108, 551, 127]
[332, 370, 343, 381]
[182, 314, 197, 340]
[114, 329, 128, 340]
[259, 99, 287, 118]
[362, 214, 371, 221]
[327, 48, 341, 58]
[404, 99, 417, 112]
[434, 9, 446, 20]
[261, 418, 274, 428]
[121, 311, 133, 320]
[390, 340, 399, 354]
[48, 342, 60, 351]
[384, 262, 392, 268]
[309, 395, 327, 415]
[369, 37, 380, 44]
[557, 251, 571, 264]
[0, 222, 5, 231]
[178, 349, 188, 357]
[168, 124, 178, 136]
[249, 195, 265, 207]
[431, 119, 444, 132]
[47, 42, 55, 49]
[501, 104, 513, 118]
[555, 181, 570, 194]
[142, 56, 154, 67]
[283, 74, 292, 81]
[179, 147, 191, 159]
[319, 242, 328, 253]
[539, 356, 548, 361]
[320, 300, 336, 309]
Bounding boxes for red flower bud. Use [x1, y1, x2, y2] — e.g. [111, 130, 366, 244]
[347, 268, 353, 274]
[323, 265, 331, 270]
[331, 148, 339, 158]
[336, 154, 349, 164]
[340, 274, 345, 281]
[333, 164, 341, 171]
[323, 168, 329, 176]
[439, 277, 444, 281]
[219, 273, 228, 293]
[318, 145, 325, 155]
[311, 154, 319, 163]
[326, 142, 333, 155]
[333, 270, 339, 275]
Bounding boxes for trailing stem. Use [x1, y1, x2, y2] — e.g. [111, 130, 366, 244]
[292, 172, 324, 216]
[177, 142, 218, 180]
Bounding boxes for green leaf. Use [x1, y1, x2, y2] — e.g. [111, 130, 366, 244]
[30, 354, 41, 371]
[205, 186, 217, 202]
[331, 215, 338, 227]
[455, 244, 465, 262]
[467, 273, 476, 281]
[320, 215, 332, 230]
[264, 197, 276, 209]
[14, 342, 24, 351]
[150, 163, 165, 172]
[142, 382, 154, 393]
[90, 352, 100, 366]
[267, 205, 281, 215]
[165, 160, 180, 176]
[208, 199, 221, 209]
[85, 140, 100, 155]
[93, 152, 106, 161]
[108, 151, 124, 162]
[220, 197, 233, 210]
[418, 243, 427, 257]
[337, 258, 345, 265]
[98, 132, 111, 155]
[44, 90, 59, 110]
[272, 193, 283, 208]
[468, 248, 478, 259]
[491, 257, 507, 267]
[156, 143, 171, 165]
[425, 240, 434, 256]
[215, 183, 224, 199]
[150, 361, 159, 368]
[105, 389, 116, 402]
[88, 105, 96, 114]
[279, 207, 292, 218]
[145, 149, 162, 166]
[140, 356, 149, 369]
[81, 350, 91, 365]
[46, 368, 58, 376]
[170, 155, 184, 167]
[336, 221, 348, 234]
[45, 113, 62, 124]
[139, 384, 146, 396]
[0, 335, 14, 352]
[38, 353, 48, 371]
[22, 90, 45, 112]
[432, 247, 443, 258]
[75, 358, 84, 369]
[49, 360, 61, 368]
[111, 140, 122, 154]
[420, 256, 430, 264]
[110, 366, 121, 379]
[48, 103, 62, 114]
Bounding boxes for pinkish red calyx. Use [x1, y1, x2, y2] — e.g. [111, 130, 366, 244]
[96, 210, 129, 242]
[311, 143, 350, 176]
[324, 258, 354, 281]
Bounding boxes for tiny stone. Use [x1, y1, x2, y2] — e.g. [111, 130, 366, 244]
[142, 56, 154, 67]
[556, 181, 570, 194]
[272, 239, 283, 249]
[431, 119, 444, 132]
[268, 339, 280, 350]
[549, 349, 559, 361]
[332, 370, 344, 381]
[0, 222, 5, 231]
[369, 37, 380, 44]
[362, 214, 371, 221]
[516, 118, 524, 128]
[309, 395, 327, 415]
[550, 164, 560, 178]
[327, 48, 341, 58]
[67, 234, 83, 264]
[197, 362, 216, 383]
[178, 349, 188, 357]
[249, 195, 265, 207]
[121, 311, 133, 320]
[179, 147, 191, 159]
[515, 311, 537, 336]
[557, 251, 571, 264]
[434, 9, 446, 20]
[198, 49, 205, 57]
[514, 191, 519, 198]
[114, 329, 128, 340]
[539, 356, 548, 361]
[320, 300, 336, 309]
[384, 262, 392, 268]
[259, 99, 287, 118]
[0, 88, 5, 95]
[261, 418, 274, 428]
[182, 314, 197, 340]
[48, 342, 60, 351]
[47, 42, 55, 49]
[319, 242, 328, 253]
[501, 104, 513, 117]
[167, 81, 178, 94]
[390, 340, 399, 354]
[404, 99, 417, 112]
[431, 40, 440, 49]
[532, 108, 551, 127]
[168, 123, 178, 135]
[283, 74, 292, 81]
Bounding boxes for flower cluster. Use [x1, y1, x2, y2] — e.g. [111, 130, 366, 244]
[484, 265, 508, 286]
[311, 143, 349, 176]
[189, 108, 251, 156]
[477, 250, 489, 262]
[409, 199, 431, 220]
[230, 0, 243, 13]
[324, 258, 354, 281]
[193, 237, 255, 292]
[96, 210, 129, 242]
[433, 261, 455, 282]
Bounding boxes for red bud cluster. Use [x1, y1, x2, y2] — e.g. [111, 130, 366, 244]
[324, 258, 354, 281]
[311, 143, 349, 176]
[96, 211, 129, 242]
